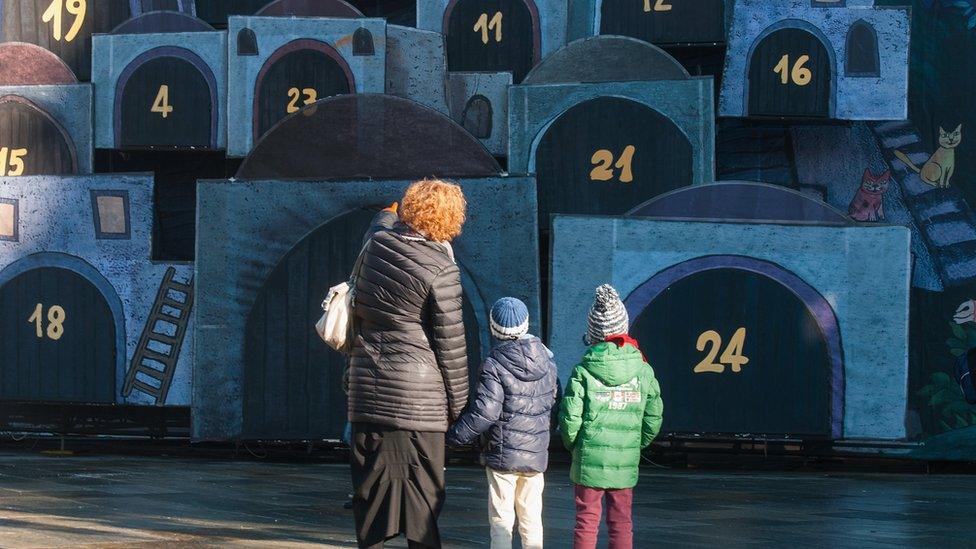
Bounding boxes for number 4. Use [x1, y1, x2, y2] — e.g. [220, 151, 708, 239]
[151, 85, 173, 118]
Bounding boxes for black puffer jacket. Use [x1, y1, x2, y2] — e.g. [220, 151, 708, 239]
[446, 337, 558, 473]
[347, 212, 469, 432]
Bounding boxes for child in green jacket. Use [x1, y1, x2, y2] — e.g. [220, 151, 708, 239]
[559, 284, 664, 549]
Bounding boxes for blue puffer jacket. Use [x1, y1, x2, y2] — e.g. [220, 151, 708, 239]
[447, 336, 558, 473]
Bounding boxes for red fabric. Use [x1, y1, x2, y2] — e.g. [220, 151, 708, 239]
[605, 334, 647, 363]
[573, 485, 634, 549]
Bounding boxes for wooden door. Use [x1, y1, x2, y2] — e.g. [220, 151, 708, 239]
[748, 27, 832, 118]
[600, 0, 725, 45]
[0, 267, 116, 403]
[243, 209, 483, 440]
[0, 96, 76, 175]
[534, 97, 692, 227]
[254, 43, 353, 142]
[445, 0, 537, 83]
[1, 0, 131, 80]
[630, 268, 833, 436]
[119, 55, 214, 149]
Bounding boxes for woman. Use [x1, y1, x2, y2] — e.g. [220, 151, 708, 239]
[347, 179, 470, 549]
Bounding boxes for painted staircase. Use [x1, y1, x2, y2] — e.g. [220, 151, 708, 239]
[872, 120, 976, 288]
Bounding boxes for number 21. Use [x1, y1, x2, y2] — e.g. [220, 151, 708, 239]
[694, 328, 749, 374]
[590, 145, 636, 183]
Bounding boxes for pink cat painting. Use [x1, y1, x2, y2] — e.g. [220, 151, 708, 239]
[848, 169, 892, 222]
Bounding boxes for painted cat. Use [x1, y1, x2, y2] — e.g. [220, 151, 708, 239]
[894, 124, 962, 188]
[848, 168, 891, 222]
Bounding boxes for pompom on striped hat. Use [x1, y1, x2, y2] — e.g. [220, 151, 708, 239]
[586, 284, 629, 345]
[490, 297, 530, 340]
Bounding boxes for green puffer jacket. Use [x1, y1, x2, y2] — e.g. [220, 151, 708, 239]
[559, 339, 663, 489]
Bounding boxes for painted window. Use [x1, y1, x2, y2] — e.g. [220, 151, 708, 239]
[90, 190, 131, 240]
[353, 28, 375, 56]
[846, 20, 880, 76]
[0, 197, 18, 242]
[461, 95, 493, 139]
[811, 0, 845, 6]
[237, 28, 258, 56]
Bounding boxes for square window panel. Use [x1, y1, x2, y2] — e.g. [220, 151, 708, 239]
[0, 198, 18, 242]
[91, 190, 131, 239]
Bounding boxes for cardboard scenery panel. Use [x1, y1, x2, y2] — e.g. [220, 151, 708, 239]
[91, 11, 226, 150]
[720, 0, 910, 120]
[568, 0, 729, 46]
[0, 43, 92, 174]
[226, 15, 386, 156]
[193, 178, 540, 441]
[550, 214, 911, 440]
[0, 174, 193, 407]
[416, 0, 567, 83]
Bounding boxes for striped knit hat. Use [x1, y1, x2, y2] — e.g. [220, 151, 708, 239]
[586, 284, 629, 345]
[490, 297, 530, 340]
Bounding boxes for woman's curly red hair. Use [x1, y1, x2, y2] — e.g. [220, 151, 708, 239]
[399, 179, 467, 242]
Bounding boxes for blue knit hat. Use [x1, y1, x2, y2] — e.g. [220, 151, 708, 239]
[490, 297, 529, 340]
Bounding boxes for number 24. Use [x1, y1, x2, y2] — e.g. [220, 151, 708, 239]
[695, 327, 749, 374]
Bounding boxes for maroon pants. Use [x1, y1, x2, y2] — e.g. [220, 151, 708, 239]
[573, 485, 634, 549]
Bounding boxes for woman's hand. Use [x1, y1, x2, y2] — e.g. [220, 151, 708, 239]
[383, 202, 399, 214]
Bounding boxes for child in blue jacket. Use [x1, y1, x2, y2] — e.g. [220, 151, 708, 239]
[447, 297, 558, 549]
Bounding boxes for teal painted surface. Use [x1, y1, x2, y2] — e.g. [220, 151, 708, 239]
[550, 215, 912, 440]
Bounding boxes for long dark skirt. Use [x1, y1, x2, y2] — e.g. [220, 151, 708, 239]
[351, 423, 446, 548]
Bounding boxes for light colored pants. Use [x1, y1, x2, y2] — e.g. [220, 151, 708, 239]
[486, 468, 545, 549]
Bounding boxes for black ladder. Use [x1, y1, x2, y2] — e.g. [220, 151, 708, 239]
[122, 267, 194, 405]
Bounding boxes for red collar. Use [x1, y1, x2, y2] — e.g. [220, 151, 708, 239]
[604, 334, 647, 362]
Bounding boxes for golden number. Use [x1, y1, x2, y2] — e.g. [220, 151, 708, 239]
[286, 87, 317, 114]
[27, 304, 65, 341]
[694, 330, 724, 373]
[721, 327, 749, 373]
[644, 0, 672, 12]
[42, 0, 86, 42]
[474, 11, 503, 44]
[47, 305, 65, 341]
[589, 150, 614, 181]
[774, 54, 812, 86]
[0, 147, 27, 177]
[694, 328, 749, 374]
[615, 145, 636, 183]
[28, 303, 43, 338]
[151, 85, 173, 118]
[590, 146, 636, 183]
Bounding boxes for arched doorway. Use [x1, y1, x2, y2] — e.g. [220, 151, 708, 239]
[253, 40, 354, 142]
[533, 97, 692, 225]
[599, 0, 725, 45]
[748, 26, 832, 118]
[0, 267, 116, 403]
[626, 256, 843, 438]
[0, 96, 77, 175]
[117, 49, 217, 149]
[1, 0, 131, 81]
[444, 0, 540, 83]
[242, 209, 485, 439]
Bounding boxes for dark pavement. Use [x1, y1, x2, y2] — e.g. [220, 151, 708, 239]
[0, 450, 972, 547]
